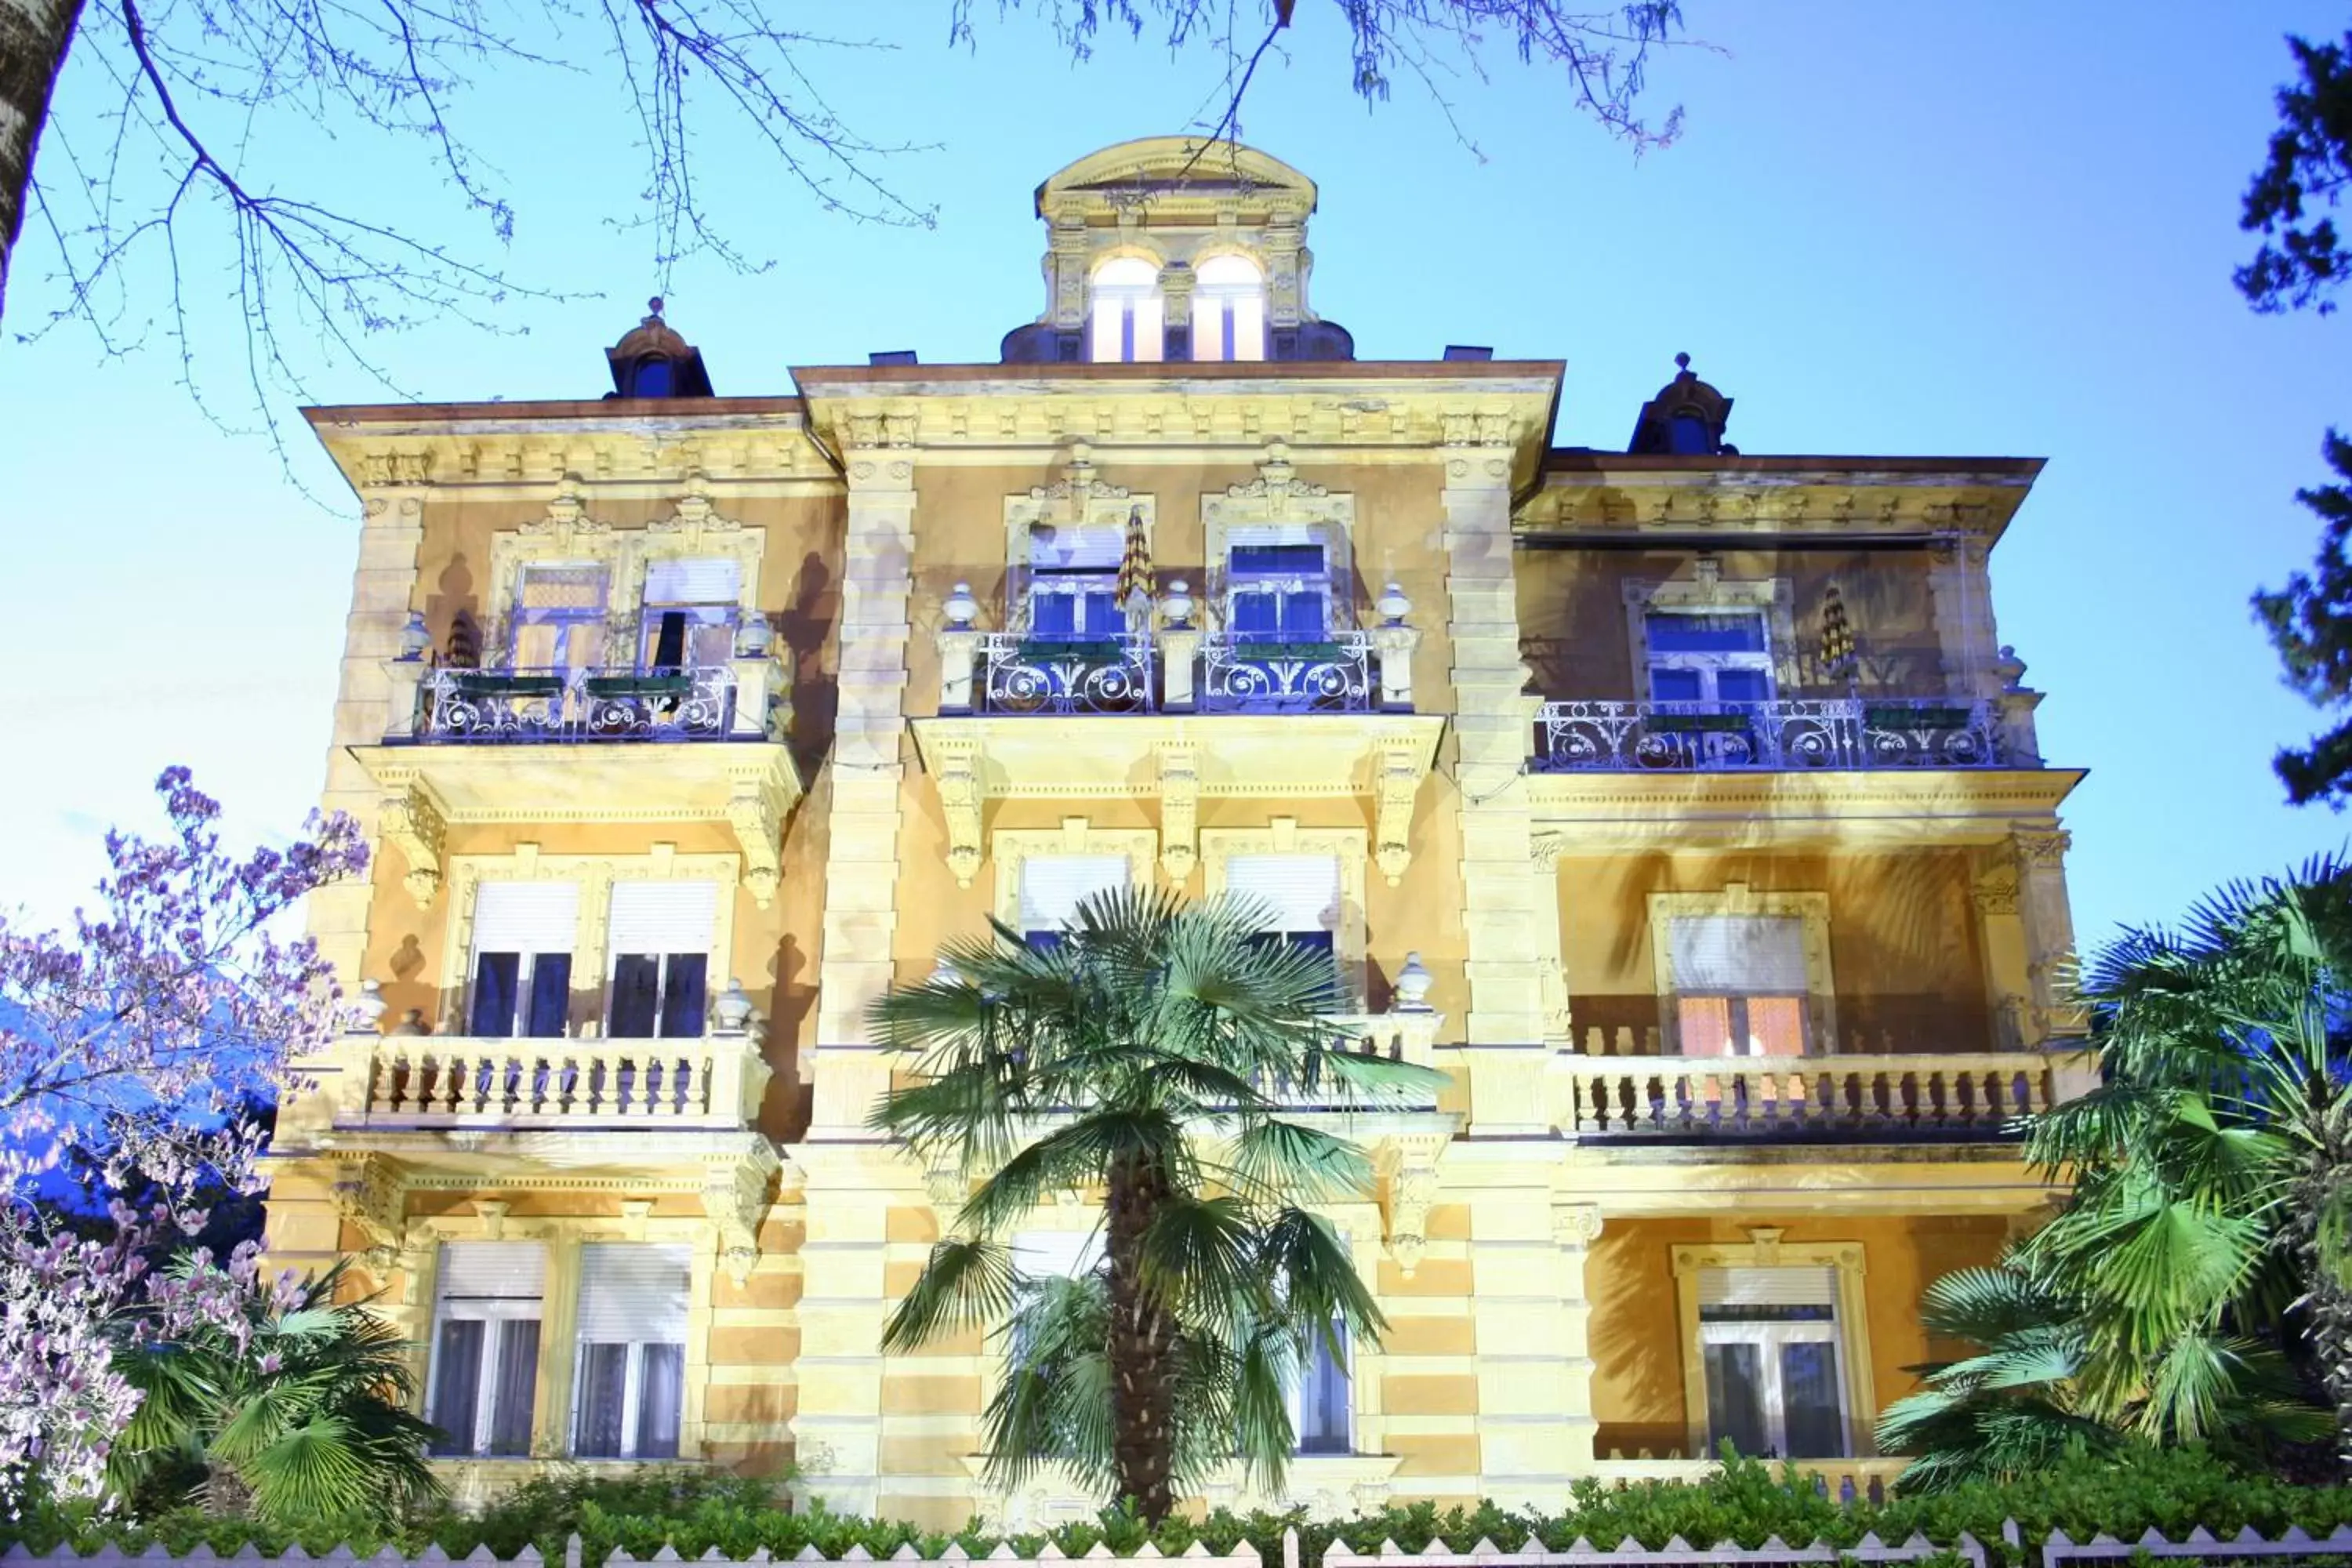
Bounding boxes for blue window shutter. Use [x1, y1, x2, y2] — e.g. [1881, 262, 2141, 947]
[1033, 593, 1076, 638]
[1234, 590, 1279, 637]
[1281, 591, 1327, 638]
[1081, 591, 1118, 635]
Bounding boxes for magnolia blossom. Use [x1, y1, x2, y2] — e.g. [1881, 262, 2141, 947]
[0, 769, 365, 1508]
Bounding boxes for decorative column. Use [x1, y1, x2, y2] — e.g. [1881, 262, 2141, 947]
[2016, 826, 2087, 1043]
[1441, 428, 1550, 1134]
[1371, 580, 1421, 710]
[1971, 848, 2033, 1052]
[935, 581, 982, 713]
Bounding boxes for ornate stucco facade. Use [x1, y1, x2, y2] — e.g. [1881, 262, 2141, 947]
[263, 138, 2089, 1523]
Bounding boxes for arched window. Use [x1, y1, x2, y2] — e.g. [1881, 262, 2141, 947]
[1194, 254, 1266, 363]
[632, 357, 673, 397]
[1087, 256, 1163, 363]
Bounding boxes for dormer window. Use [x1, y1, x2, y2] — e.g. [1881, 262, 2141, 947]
[1195, 254, 1266, 363]
[1087, 257, 1163, 363]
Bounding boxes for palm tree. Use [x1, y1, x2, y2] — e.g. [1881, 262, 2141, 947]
[1879, 1255, 2320, 1492]
[2016, 855, 2352, 1463]
[869, 887, 1443, 1521]
[108, 1259, 441, 1524]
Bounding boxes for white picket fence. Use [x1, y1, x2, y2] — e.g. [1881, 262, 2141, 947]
[13, 1523, 2352, 1568]
[1315, 1534, 1983, 1568]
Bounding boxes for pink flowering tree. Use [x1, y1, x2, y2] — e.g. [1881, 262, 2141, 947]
[0, 768, 366, 1508]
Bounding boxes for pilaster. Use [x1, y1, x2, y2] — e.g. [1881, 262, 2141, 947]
[1925, 533, 2002, 699]
[1461, 1161, 1582, 1508]
[811, 450, 918, 1130]
[1442, 447, 1548, 1133]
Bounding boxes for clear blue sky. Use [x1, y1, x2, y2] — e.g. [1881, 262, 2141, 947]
[1, 2, 2345, 947]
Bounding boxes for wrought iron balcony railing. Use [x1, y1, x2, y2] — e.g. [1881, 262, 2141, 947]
[412, 664, 737, 742]
[938, 612, 1416, 717]
[1565, 1051, 2053, 1142]
[974, 633, 1156, 715]
[1200, 630, 1376, 714]
[1535, 697, 2002, 772]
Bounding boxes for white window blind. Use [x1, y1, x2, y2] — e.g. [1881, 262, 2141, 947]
[1699, 1266, 1838, 1309]
[1017, 855, 1128, 931]
[472, 883, 580, 956]
[1225, 855, 1341, 932]
[575, 1244, 691, 1341]
[1011, 1229, 1102, 1281]
[607, 880, 717, 955]
[1226, 523, 1328, 551]
[437, 1241, 546, 1302]
[1029, 524, 1124, 572]
[1670, 915, 1807, 993]
[644, 557, 741, 604]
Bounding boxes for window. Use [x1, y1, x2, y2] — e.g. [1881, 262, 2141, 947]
[1087, 257, 1163, 363]
[1225, 854, 1341, 962]
[1226, 528, 1332, 642]
[1016, 855, 1129, 952]
[605, 880, 717, 1038]
[1025, 523, 1125, 641]
[1668, 914, 1809, 1057]
[468, 882, 579, 1038]
[428, 1241, 545, 1457]
[1195, 255, 1267, 364]
[1292, 1322, 1351, 1454]
[640, 557, 740, 671]
[1645, 608, 1773, 705]
[512, 564, 609, 671]
[572, 1244, 690, 1459]
[1697, 1266, 1849, 1459]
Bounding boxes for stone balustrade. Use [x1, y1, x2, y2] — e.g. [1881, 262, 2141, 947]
[1566, 1051, 2057, 1140]
[338, 1029, 770, 1131]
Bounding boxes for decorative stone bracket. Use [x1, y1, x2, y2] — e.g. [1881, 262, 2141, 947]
[702, 1142, 783, 1286]
[928, 734, 987, 887]
[328, 1151, 407, 1274]
[722, 752, 799, 907]
[1378, 1135, 1449, 1277]
[1371, 731, 1428, 885]
[1158, 740, 1200, 884]
[377, 771, 449, 909]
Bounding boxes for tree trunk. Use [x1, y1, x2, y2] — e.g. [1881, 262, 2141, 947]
[1105, 1152, 1180, 1521]
[0, 0, 85, 324]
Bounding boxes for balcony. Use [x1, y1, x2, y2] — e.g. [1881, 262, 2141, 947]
[386, 651, 789, 747]
[918, 591, 1443, 890]
[356, 648, 802, 910]
[1536, 697, 2002, 772]
[334, 1027, 770, 1133]
[1564, 1051, 2062, 1143]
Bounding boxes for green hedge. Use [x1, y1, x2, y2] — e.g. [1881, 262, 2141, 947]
[12, 1450, 2352, 1568]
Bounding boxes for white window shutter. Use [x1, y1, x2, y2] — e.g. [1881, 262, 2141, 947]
[1669, 915, 1808, 993]
[1224, 855, 1341, 933]
[607, 880, 718, 956]
[1018, 855, 1130, 931]
[644, 557, 741, 605]
[1699, 1266, 1838, 1310]
[437, 1241, 547, 1302]
[575, 1244, 691, 1342]
[1029, 524, 1124, 572]
[471, 883, 580, 956]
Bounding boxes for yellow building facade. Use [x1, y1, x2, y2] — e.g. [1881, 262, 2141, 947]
[264, 138, 2089, 1525]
